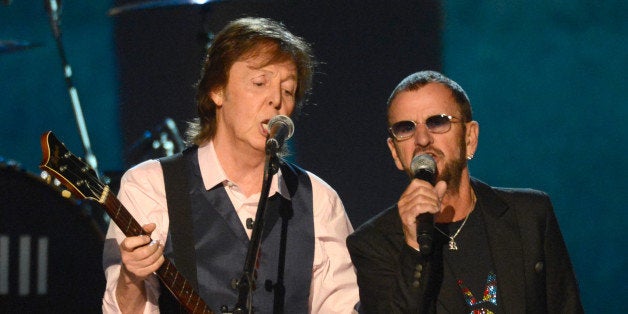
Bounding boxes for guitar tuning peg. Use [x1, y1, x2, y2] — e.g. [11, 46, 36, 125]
[40, 170, 52, 183]
[39, 170, 61, 186]
[41, 169, 70, 198]
[61, 189, 72, 199]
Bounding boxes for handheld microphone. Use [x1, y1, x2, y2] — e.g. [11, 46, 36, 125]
[411, 154, 437, 256]
[265, 115, 294, 154]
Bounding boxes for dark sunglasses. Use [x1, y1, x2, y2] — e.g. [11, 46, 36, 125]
[389, 114, 464, 140]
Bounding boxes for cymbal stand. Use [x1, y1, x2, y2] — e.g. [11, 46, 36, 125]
[44, 0, 100, 179]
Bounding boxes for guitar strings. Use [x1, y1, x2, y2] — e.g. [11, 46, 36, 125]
[49, 155, 142, 236]
[49, 154, 212, 313]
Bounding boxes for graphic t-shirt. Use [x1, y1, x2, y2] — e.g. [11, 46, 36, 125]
[434, 206, 501, 313]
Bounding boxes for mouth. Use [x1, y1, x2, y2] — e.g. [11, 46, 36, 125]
[260, 119, 270, 136]
[414, 151, 438, 160]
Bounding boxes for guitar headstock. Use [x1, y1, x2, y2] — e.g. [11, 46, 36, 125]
[39, 131, 103, 201]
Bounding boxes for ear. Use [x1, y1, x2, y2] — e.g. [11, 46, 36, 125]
[465, 121, 479, 158]
[210, 87, 224, 107]
[387, 137, 405, 171]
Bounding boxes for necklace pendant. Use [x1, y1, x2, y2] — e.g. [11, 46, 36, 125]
[448, 238, 458, 250]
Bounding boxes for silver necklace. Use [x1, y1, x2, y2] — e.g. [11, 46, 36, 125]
[434, 212, 471, 250]
[434, 195, 476, 251]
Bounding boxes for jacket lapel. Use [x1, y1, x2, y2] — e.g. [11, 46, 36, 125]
[472, 179, 526, 313]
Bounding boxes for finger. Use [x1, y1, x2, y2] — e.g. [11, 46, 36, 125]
[401, 179, 433, 198]
[122, 251, 164, 280]
[132, 238, 163, 261]
[142, 223, 157, 235]
[120, 234, 152, 252]
[398, 184, 432, 210]
[119, 222, 157, 252]
[121, 240, 164, 276]
[135, 254, 165, 278]
[412, 200, 441, 215]
[133, 239, 164, 266]
[399, 186, 440, 214]
[435, 181, 447, 201]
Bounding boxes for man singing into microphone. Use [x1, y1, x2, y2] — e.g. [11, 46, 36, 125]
[346, 71, 583, 313]
[102, 17, 359, 313]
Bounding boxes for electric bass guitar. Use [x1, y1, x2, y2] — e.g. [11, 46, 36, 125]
[39, 131, 213, 314]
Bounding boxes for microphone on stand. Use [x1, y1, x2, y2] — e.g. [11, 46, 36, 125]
[223, 115, 294, 314]
[265, 115, 294, 154]
[411, 154, 437, 256]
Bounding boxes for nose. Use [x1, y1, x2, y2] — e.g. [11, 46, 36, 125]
[413, 123, 433, 147]
[267, 83, 282, 109]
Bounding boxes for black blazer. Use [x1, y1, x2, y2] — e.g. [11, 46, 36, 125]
[346, 178, 584, 313]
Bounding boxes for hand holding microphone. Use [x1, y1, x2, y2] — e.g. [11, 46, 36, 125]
[397, 154, 446, 256]
[411, 155, 437, 256]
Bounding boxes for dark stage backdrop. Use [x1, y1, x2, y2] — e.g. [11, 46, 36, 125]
[442, 2, 627, 312]
[0, 1, 625, 313]
[114, 0, 443, 224]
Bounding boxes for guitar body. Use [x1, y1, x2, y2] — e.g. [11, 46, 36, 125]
[39, 131, 214, 314]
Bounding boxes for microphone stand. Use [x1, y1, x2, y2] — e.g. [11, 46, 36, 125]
[222, 144, 281, 314]
[45, 0, 100, 179]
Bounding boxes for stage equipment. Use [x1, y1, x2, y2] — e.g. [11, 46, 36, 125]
[0, 161, 105, 312]
[45, 0, 101, 179]
[0, 40, 40, 54]
[125, 117, 186, 167]
[108, 0, 224, 16]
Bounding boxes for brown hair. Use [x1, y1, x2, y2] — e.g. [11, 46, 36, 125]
[387, 70, 473, 123]
[187, 17, 315, 145]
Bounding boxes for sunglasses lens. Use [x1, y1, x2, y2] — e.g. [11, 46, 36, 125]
[391, 121, 415, 139]
[426, 115, 451, 133]
[390, 115, 455, 139]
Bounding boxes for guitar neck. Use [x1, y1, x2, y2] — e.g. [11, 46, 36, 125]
[39, 131, 214, 314]
[100, 188, 214, 314]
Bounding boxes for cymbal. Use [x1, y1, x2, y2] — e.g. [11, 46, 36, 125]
[0, 40, 40, 54]
[108, 0, 222, 16]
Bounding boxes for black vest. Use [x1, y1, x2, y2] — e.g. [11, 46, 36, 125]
[159, 147, 314, 313]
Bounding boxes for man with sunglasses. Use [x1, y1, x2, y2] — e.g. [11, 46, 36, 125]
[346, 71, 583, 313]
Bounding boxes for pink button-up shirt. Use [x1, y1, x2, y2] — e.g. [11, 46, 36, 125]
[102, 142, 359, 313]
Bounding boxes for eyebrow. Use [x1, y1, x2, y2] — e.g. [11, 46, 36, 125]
[282, 73, 297, 83]
[250, 66, 297, 84]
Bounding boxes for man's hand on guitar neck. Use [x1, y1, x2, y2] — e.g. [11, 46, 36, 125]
[116, 223, 165, 313]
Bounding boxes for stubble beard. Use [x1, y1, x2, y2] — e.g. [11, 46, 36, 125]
[437, 135, 468, 194]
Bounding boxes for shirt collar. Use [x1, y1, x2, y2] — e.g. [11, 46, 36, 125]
[197, 141, 291, 199]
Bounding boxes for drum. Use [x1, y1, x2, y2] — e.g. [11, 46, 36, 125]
[0, 163, 106, 313]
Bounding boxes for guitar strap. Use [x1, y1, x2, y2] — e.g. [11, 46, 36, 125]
[159, 147, 198, 292]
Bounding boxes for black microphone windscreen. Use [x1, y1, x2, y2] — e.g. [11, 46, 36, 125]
[411, 154, 437, 256]
[411, 154, 436, 185]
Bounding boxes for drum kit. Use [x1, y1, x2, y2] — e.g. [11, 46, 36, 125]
[0, 1, 207, 312]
